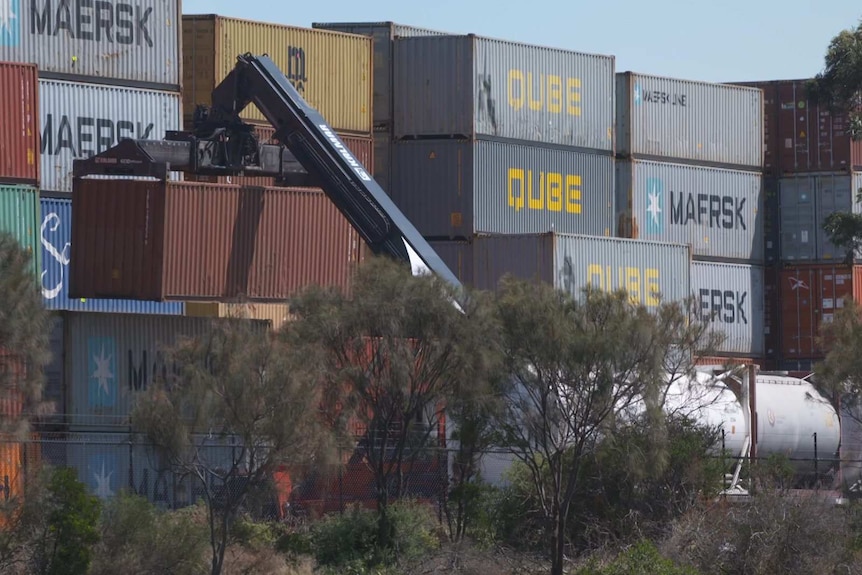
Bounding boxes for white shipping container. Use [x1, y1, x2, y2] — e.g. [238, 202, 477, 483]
[616, 72, 764, 169]
[0, 0, 181, 88]
[616, 159, 764, 261]
[39, 78, 181, 193]
[690, 261, 765, 356]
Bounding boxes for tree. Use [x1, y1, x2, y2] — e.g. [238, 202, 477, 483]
[288, 255, 496, 549]
[491, 278, 718, 575]
[0, 232, 52, 436]
[816, 299, 862, 422]
[131, 316, 338, 575]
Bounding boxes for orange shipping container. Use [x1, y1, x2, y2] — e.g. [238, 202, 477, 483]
[69, 182, 361, 302]
[182, 15, 372, 134]
[0, 62, 39, 185]
[779, 265, 862, 359]
[184, 125, 372, 188]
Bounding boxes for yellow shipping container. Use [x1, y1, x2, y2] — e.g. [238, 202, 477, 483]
[185, 302, 293, 332]
[183, 15, 373, 134]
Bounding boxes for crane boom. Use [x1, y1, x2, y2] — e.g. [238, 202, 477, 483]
[72, 53, 464, 307]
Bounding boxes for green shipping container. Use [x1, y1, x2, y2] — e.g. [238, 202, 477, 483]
[0, 185, 41, 281]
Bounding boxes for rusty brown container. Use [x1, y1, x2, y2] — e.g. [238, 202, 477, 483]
[733, 79, 862, 174]
[0, 62, 38, 185]
[69, 182, 361, 301]
[184, 124, 372, 187]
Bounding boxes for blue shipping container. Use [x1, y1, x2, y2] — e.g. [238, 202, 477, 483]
[40, 197, 184, 315]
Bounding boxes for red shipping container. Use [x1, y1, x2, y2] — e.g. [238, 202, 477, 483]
[738, 79, 862, 175]
[0, 62, 39, 185]
[69, 181, 361, 301]
[779, 265, 862, 359]
[184, 124, 372, 188]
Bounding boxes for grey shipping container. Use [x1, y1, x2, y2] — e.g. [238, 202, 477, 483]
[62, 312, 269, 430]
[393, 35, 615, 150]
[390, 139, 615, 238]
[373, 127, 392, 193]
[778, 173, 862, 261]
[764, 178, 779, 264]
[690, 261, 765, 356]
[428, 233, 691, 309]
[39, 78, 182, 193]
[616, 72, 764, 169]
[311, 22, 446, 127]
[56, 432, 241, 508]
[616, 159, 764, 261]
[0, 0, 181, 89]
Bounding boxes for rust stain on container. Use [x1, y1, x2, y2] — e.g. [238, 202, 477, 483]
[70, 182, 361, 302]
[0, 63, 39, 185]
[184, 124, 372, 187]
[183, 15, 373, 134]
[779, 264, 862, 359]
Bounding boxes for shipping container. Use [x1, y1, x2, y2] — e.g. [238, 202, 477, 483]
[764, 266, 780, 360]
[311, 22, 447, 127]
[69, 181, 362, 302]
[690, 262, 764, 356]
[373, 127, 392, 194]
[40, 197, 183, 314]
[390, 139, 615, 238]
[44, 314, 65, 426]
[428, 233, 691, 308]
[0, 62, 38, 185]
[0, 184, 41, 280]
[734, 80, 862, 174]
[183, 124, 372, 187]
[55, 432, 242, 507]
[185, 302, 292, 332]
[393, 35, 615, 150]
[764, 178, 779, 264]
[0, 438, 25, 502]
[183, 15, 372, 134]
[779, 264, 862, 359]
[39, 78, 182, 193]
[616, 72, 764, 169]
[616, 159, 763, 261]
[0, 0, 181, 89]
[61, 313, 269, 429]
[778, 173, 862, 261]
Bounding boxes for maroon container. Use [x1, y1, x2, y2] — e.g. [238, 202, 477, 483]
[0, 62, 39, 185]
[70, 181, 361, 301]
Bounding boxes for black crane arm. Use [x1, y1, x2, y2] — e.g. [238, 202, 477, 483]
[72, 53, 465, 308]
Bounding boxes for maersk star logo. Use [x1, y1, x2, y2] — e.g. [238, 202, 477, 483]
[89, 454, 115, 499]
[0, 0, 19, 47]
[88, 337, 117, 408]
[645, 178, 663, 234]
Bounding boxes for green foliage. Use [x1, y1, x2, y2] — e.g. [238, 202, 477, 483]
[810, 20, 862, 140]
[822, 211, 862, 264]
[575, 540, 700, 575]
[90, 493, 208, 575]
[34, 467, 101, 575]
[311, 501, 439, 573]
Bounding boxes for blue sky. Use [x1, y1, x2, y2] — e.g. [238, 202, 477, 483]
[182, 0, 861, 83]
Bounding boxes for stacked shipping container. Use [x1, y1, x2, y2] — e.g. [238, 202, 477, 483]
[617, 72, 766, 359]
[734, 78, 862, 368]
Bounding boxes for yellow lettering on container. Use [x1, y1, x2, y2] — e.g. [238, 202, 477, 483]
[508, 168, 582, 215]
[508, 168, 526, 211]
[567, 78, 582, 116]
[506, 69, 582, 116]
[581, 265, 662, 307]
[508, 70, 525, 110]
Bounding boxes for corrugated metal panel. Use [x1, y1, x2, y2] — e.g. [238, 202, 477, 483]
[373, 127, 392, 193]
[69, 181, 362, 301]
[44, 314, 65, 425]
[183, 15, 372, 134]
[184, 124, 372, 187]
[0, 184, 40, 279]
[764, 267, 780, 360]
[690, 262, 764, 356]
[429, 233, 690, 310]
[763, 178, 779, 265]
[39, 78, 182, 193]
[616, 72, 763, 169]
[40, 197, 183, 314]
[616, 159, 763, 261]
[779, 265, 862, 359]
[184, 302, 292, 332]
[64, 313, 269, 429]
[59, 432, 240, 506]
[0, 438, 24, 501]
[0, 0, 181, 88]
[393, 35, 615, 149]
[311, 22, 447, 127]
[390, 139, 615, 237]
[0, 62, 38, 185]
[778, 173, 862, 261]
